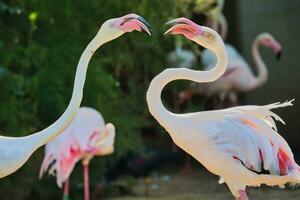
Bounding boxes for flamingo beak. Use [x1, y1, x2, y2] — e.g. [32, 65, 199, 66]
[136, 16, 152, 35]
[276, 50, 282, 60]
[121, 16, 152, 36]
[270, 42, 282, 61]
[164, 18, 203, 38]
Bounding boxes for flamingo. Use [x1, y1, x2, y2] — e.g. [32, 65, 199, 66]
[146, 17, 299, 200]
[39, 107, 115, 200]
[0, 14, 151, 178]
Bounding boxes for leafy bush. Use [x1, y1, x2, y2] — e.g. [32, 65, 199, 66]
[0, 0, 215, 199]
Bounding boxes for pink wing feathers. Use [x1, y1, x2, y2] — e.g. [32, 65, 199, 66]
[208, 100, 298, 177]
[39, 107, 107, 187]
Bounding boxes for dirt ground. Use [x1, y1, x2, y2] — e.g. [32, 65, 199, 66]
[109, 170, 300, 200]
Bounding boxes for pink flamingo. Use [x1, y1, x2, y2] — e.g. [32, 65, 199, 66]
[39, 107, 116, 200]
[146, 18, 300, 200]
[179, 33, 282, 107]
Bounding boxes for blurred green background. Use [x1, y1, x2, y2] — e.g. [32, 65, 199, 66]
[0, 0, 299, 200]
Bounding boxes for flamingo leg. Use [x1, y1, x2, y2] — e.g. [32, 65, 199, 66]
[236, 190, 249, 200]
[228, 91, 238, 106]
[63, 179, 70, 200]
[83, 163, 90, 200]
[218, 92, 227, 108]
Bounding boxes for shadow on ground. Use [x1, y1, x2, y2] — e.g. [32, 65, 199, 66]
[108, 169, 300, 200]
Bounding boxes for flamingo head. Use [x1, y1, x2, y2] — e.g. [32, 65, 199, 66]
[95, 123, 116, 156]
[96, 14, 151, 44]
[259, 33, 282, 60]
[164, 17, 224, 51]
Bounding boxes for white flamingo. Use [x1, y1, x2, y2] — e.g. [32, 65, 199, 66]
[0, 14, 151, 178]
[40, 107, 115, 200]
[146, 17, 299, 200]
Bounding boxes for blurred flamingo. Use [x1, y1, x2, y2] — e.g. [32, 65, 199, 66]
[39, 107, 115, 200]
[179, 33, 282, 107]
[146, 18, 299, 200]
[205, 0, 227, 40]
[180, 4, 281, 107]
[0, 14, 151, 178]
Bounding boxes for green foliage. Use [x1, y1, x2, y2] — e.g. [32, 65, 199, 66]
[0, 0, 214, 199]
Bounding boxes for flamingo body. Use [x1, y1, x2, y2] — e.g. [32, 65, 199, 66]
[147, 18, 299, 199]
[169, 101, 298, 197]
[199, 44, 251, 96]
[39, 107, 115, 187]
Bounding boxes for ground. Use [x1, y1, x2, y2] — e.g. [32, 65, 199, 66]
[108, 169, 300, 200]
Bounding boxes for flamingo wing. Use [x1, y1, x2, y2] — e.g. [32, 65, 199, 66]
[225, 99, 294, 131]
[206, 100, 297, 176]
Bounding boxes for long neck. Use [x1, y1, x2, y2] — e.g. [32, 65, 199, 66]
[146, 39, 227, 128]
[250, 37, 268, 89]
[28, 36, 104, 148]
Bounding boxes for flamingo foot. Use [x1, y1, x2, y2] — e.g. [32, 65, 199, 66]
[236, 190, 249, 200]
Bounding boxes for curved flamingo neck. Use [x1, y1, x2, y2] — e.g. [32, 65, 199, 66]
[251, 36, 268, 89]
[29, 37, 105, 149]
[146, 37, 227, 128]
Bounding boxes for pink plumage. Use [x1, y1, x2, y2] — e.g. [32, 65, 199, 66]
[39, 107, 115, 188]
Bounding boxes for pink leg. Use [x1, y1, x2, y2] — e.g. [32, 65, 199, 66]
[236, 190, 249, 200]
[63, 179, 70, 200]
[83, 164, 90, 200]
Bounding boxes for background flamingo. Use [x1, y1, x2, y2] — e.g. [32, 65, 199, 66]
[39, 107, 115, 200]
[205, 0, 227, 40]
[180, 3, 281, 107]
[179, 33, 282, 107]
[0, 13, 151, 178]
[146, 18, 299, 200]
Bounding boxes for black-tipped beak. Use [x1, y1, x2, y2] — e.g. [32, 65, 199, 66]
[137, 16, 152, 35]
[276, 51, 282, 60]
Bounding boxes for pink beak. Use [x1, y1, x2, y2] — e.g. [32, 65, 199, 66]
[164, 18, 203, 38]
[272, 43, 282, 60]
[121, 16, 151, 36]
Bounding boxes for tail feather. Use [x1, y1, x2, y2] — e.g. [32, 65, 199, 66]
[231, 99, 295, 129]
